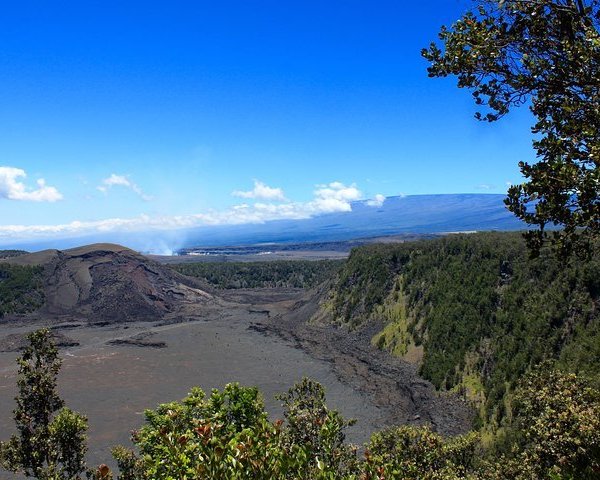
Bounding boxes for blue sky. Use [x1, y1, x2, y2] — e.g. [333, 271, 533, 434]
[0, 0, 536, 245]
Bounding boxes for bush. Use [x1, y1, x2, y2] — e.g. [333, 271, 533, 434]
[107, 378, 358, 479]
[361, 426, 478, 480]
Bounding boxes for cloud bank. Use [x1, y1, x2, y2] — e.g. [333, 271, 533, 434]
[0, 180, 385, 244]
[0, 167, 62, 202]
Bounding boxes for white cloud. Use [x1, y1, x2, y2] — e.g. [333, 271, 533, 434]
[0, 180, 367, 242]
[97, 174, 152, 201]
[232, 180, 286, 201]
[307, 182, 362, 213]
[475, 183, 494, 191]
[366, 194, 386, 207]
[0, 166, 63, 202]
[0, 206, 307, 240]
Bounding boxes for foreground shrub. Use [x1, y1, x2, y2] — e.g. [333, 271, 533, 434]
[491, 368, 600, 480]
[276, 378, 359, 478]
[108, 378, 358, 479]
[361, 426, 478, 480]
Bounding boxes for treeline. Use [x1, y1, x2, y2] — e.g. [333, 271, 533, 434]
[0, 250, 28, 259]
[320, 232, 600, 427]
[0, 263, 45, 317]
[171, 259, 344, 289]
[1, 330, 599, 480]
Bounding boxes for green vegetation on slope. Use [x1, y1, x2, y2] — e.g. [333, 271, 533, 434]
[171, 259, 344, 289]
[320, 232, 600, 425]
[0, 264, 44, 317]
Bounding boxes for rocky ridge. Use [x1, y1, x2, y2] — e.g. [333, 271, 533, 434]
[0, 243, 214, 323]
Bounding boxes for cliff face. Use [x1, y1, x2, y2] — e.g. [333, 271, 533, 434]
[314, 232, 600, 423]
[1, 243, 213, 323]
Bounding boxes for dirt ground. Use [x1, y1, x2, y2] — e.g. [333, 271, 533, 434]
[0, 288, 473, 476]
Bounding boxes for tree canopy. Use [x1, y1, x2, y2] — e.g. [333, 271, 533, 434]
[423, 0, 600, 256]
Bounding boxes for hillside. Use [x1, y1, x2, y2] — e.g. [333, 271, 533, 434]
[0, 243, 213, 323]
[314, 232, 600, 426]
[182, 194, 526, 247]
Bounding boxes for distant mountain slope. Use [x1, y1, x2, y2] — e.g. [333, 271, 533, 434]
[0, 243, 213, 322]
[182, 194, 526, 247]
[314, 232, 600, 426]
[2, 194, 526, 253]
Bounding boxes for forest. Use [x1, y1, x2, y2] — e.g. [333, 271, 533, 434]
[0, 263, 44, 317]
[320, 232, 600, 430]
[170, 259, 344, 289]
